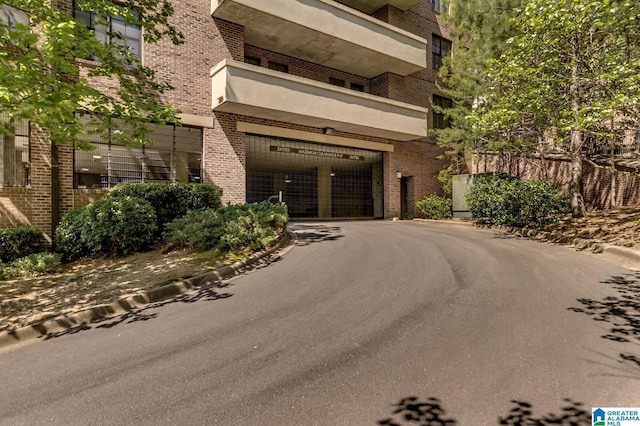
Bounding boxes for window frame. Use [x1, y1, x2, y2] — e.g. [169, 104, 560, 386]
[73, 0, 142, 62]
[432, 34, 451, 72]
[432, 95, 453, 129]
[0, 115, 31, 188]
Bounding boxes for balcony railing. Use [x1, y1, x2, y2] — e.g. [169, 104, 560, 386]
[211, 0, 427, 78]
[211, 60, 428, 141]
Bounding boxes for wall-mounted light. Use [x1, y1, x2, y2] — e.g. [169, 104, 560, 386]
[323, 127, 335, 135]
[396, 171, 402, 179]
[285, 175, 292, 183]
[92, 155, 102, 160]
[330, 172, 336, 177]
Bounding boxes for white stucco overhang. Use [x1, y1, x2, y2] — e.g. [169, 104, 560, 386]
[211, 0, 427, 78]
[336, 0, 422, 14]
[211, 60, 428, 141]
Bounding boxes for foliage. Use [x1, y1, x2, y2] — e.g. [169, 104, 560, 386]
[467, 0, 640, 216]
[105, 182, 223, 233]
[0, 252, 61, 280]
[0, 0, 185, 148]
[415, 194, 452, 220]
[55, 196, 158, 260]
[434, 0, 523, 165]
[166, 202, 289, 252]
[466, 173, 569, 227]
[0, 226, 43, 263]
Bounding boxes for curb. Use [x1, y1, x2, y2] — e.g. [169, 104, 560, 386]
[0, 230, 296, 351]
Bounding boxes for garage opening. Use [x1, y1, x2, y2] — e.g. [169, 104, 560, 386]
[246, 135, 383, 219]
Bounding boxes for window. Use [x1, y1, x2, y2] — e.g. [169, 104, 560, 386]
[74, 1, 141, 60]
[267, 61, 288, 73]
[0, 4, 29, 31]
[74, 116, 202, 188]
[329, 77, 345, 87]
[432, 95, 452, 129]
[245, 56, 260, 66]
[432, 34, 451, 71]
[350, 83, 365, 92]
[431, 0, 449, 14]
[0, 114, 30, 187]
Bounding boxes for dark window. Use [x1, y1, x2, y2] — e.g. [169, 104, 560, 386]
[431, 0, 449, 14]
[432, 95, 452, 129]
[350, 83, 365, 92]
[432, 34, 451, 71]
[245, 56, 260, 66]
[74, 1, 141, 60]
[329, 77, 345, 87]
[268, 61, 289, 73]
[0, 114, 30, 188]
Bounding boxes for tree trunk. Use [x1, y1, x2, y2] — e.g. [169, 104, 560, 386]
[569, 60, 586, 218]
[570, 130, 586, 217]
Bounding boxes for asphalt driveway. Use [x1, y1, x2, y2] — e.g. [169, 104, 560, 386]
[0, 221, 637, 425]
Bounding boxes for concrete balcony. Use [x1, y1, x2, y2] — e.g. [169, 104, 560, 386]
[211, 60, 428, 141]
[337, 0, 422, 14]
[211, 0, 427, 78]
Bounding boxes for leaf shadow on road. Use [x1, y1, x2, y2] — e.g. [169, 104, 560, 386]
[378, 396, 590, 425]
[39, 283, 233, 340]
[291, 224, 344, 246]
[568, 271, 640, 376]
[28, 253, 286, 341]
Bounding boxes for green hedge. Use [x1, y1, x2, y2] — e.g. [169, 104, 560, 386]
[105, 182, 223, 233]
[416, 194, 452, 220]
[166, 202, 289, 252]
[0, 226, 43, 263]
[55, 196, 158, 260]
[466, 173, 569, 227]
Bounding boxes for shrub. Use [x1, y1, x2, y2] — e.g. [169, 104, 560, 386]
[0, 226, 44, 263]
[55, 196, 158, 260]
[166, 202, 289, 252]
[466, 173, 569, 227]
[0, 252, 62, 280]
[416, 194, 452, 220]
[105, 182, 222, 233]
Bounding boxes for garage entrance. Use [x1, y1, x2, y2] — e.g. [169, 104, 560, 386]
[246, 135, 383, 218]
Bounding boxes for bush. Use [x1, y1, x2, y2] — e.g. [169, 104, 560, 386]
[166, 202, 289, 252]
[55, 196, 158, 260]
[466, 173, 569, 227]
[0, 226, 44, 263]
[105, 182, 223, 233]
[416, 194, 452, 220]
[0, 252, 62, 280]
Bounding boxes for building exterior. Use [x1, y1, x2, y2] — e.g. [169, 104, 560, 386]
[0, 0, 453, 238]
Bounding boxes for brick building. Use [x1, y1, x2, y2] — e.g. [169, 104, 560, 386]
[0, 0, 452, 239]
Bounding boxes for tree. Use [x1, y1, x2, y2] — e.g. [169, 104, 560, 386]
[433, 0, 522, 189]
[0, 0, 184, 148]
[470, 0, 640, 217]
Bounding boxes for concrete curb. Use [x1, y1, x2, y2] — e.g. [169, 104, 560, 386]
[0, 230, 296, 351]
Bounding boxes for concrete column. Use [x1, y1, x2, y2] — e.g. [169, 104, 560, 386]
[317, 165, 332, 218]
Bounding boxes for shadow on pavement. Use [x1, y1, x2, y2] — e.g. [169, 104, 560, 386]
[34, 252, 285, 341]
[569, 271, 640, 376]
[378, 396, 590, 425]
[291, 224, 344, 246]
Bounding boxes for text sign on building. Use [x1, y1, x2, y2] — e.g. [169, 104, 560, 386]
[270, 145, 364, 161]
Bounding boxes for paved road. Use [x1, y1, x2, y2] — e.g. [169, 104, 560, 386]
[1, 221, 638, 425]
